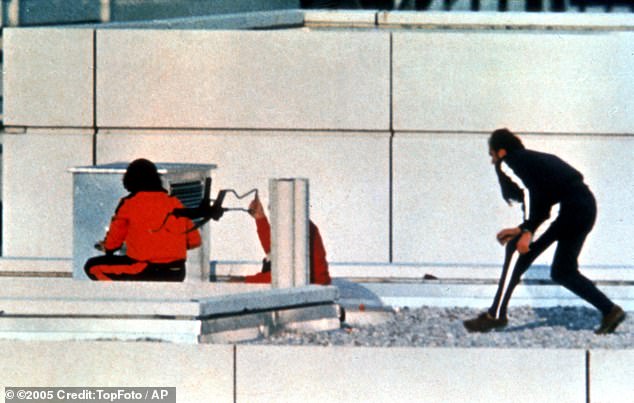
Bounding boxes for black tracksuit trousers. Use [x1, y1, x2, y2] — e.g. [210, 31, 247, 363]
[488, 184, 615, 320]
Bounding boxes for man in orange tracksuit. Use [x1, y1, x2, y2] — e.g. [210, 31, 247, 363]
[84, 159, 201, 281]
[244, 196, 331, 285]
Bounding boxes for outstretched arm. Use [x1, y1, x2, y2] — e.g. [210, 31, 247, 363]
[249, 196, 271, 254]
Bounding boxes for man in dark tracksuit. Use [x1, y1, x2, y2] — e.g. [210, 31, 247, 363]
[464, 128, 626, 334]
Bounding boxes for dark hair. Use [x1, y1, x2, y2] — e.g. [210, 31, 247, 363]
[122, 158, 165, 193]
[488, 128, 525, 152]
[489, 129, 526, 206]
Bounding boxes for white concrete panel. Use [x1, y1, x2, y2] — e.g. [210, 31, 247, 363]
[590, 350, 634, 403]
[96, 30, 390, 130]
[393, 31, 634, 134]
[393, 132, 634, 268]
[0, 317, 201, 344]
[96, 130, 391, 263]
[3, 28, 94, 127]
[236, 346, 586, 403]
[525, 134, 634, 267]
[0, 277, 266, 301]
[393, 132, 527, 265]
[380, 11, 634, 30]
[0, 341, 234, 403]
[304, 10, 377, 27]
[2, 132, 93, 258]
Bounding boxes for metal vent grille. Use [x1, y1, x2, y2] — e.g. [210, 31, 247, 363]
[169, 181, 204, 209]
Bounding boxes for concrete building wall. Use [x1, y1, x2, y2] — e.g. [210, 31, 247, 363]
[8, 340, 627, 403]
[96, 29, 390, 130]
[3, 29, 95, 127]
[0, 341, 234, 403]
[96, 130, 391, 263]
[392, 30, 634, 134]
[2, 20, 633, 271]
[392, 132, 634, 267]
[237, 346, 586, 403]
[2, 132, 93, 258]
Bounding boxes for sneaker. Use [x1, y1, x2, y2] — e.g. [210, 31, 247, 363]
[595, 305, 626, 335]
[463, 312, 508, 333]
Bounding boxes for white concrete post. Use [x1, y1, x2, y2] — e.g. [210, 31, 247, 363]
[269, 178, 309, 288]
[100, 0, 111, 23]
[7, 0, 20, 26]
[293, 179, 309, 286]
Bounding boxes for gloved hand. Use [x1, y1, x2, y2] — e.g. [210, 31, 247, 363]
[204, 203, 224, 221]
[248, 195, 266, 220]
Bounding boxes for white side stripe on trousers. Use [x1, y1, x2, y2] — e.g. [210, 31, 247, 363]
[496, 250, 520, 319]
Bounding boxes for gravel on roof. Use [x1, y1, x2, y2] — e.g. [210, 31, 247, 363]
[244, 305, 633, 349]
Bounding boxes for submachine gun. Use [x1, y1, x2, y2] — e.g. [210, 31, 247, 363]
[169, 177, 257, 233]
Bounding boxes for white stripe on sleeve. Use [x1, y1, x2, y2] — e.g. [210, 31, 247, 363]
[500, 161, 530, 222]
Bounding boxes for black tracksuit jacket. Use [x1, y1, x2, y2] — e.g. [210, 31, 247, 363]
[497, 149, 589, 233]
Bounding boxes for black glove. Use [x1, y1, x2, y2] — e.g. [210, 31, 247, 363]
[202, 203, 224, 221]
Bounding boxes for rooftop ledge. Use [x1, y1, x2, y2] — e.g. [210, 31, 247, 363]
[59, 9, 634, 32]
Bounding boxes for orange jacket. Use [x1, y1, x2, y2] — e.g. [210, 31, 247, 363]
[103, 191, 201, 263]
[245, 216, 331, 285]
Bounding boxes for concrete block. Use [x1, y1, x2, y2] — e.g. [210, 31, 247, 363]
[0, 297, 200, 318]
[2, 132, 93, 258]
[0, 340, 234, 403]
[236, 346, 586, 403]
[3, 28, 95, 127]
[96, 130, 391, 263]
[0, 277, 332, 318]
[197, 286, 339, 316]
[392, 132, 634, 268]
[589, 349, 634, 403]
[0, 257, 72, 275]
[275, 304, 341, 332]
[358, 282, 634, 310]
[392, 30, 634, 134]
[0, 317, 201, 343]
[379, 10, 634, 29]
[0, 278, 337, 343]
[201, 303, 340, 342]
[96, 30, 390, 130]
[0, 277, 265, 301]
[304, 10, 377, 27]
[325, 262, 634, 282]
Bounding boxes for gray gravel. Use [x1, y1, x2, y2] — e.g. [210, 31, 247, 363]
[246, 306, 633, 349]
